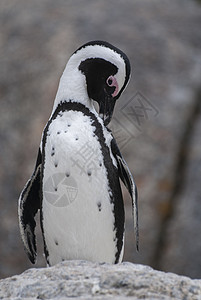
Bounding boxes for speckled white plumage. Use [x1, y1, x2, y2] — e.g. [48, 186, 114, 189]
[42, 110, 120, 265]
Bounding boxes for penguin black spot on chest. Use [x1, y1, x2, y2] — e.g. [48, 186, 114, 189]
[87, 170, 92, 176]
[97, 202, 102, 212]
[51, 146, 55, 156]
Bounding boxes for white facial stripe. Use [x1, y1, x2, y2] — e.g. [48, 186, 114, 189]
[69, 45, 126, 92]
[53, 43, 129, 113]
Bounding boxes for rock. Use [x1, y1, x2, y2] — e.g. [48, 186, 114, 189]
[0, 261, 201, 300]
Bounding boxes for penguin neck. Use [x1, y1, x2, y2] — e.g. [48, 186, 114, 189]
[52, 63, 96, 115]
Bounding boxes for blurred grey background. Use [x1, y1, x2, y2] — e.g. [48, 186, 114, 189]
[0, 0, 201, 279]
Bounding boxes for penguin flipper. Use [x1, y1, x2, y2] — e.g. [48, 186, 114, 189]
[111, 139, 139, 251]
[18, 148, 42, 263]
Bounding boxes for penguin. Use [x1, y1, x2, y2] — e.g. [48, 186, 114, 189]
[18, 40, 138, 266]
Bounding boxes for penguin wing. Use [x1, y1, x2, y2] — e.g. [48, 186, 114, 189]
[18, 148, 42, 264]
[111, 138, 139, 251]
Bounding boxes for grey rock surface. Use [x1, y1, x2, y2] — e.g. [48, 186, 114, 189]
[0, 0, 201, 279]
[0, 261, 201, 300]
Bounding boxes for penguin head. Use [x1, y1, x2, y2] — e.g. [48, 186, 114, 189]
[55, 41, 131, 125]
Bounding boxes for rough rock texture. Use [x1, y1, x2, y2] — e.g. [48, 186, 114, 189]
[0, 0, 201, 279]
[1, 261, 201, 300]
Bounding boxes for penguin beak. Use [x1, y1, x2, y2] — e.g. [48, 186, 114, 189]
[99, 95, 115, 126]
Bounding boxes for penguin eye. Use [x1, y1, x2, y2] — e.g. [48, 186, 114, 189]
[106, 75, 119, 97]
[106, 75, 115, 87]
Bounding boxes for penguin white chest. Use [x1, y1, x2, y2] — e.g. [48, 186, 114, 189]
[42, 110, 119, 265]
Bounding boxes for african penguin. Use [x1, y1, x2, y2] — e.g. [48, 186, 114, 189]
[18, 40, 138, 266]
